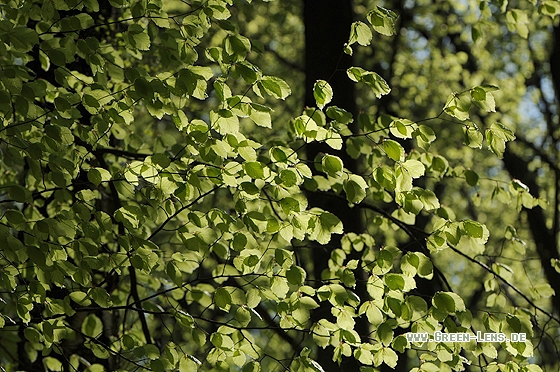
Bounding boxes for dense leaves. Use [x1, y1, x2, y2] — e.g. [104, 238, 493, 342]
[0, 0, 558, 371]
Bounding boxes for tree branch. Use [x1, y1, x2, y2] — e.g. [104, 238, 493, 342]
[448, 244, 560, 324]
[128, 266, 153, 345]
[148, 185, 221, 240]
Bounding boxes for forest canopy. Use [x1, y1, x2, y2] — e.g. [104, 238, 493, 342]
[0, 0, 560, 371]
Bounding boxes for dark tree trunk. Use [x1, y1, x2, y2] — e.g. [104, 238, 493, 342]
[303, 1, 366, 371]
[502, 150, 560, 309]
[501, 24, 560, 315]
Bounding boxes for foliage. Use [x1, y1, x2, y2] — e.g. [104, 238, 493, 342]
[0, 0, 558, 371]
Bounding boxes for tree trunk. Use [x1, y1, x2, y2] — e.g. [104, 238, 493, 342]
[303, 1, 366, 370]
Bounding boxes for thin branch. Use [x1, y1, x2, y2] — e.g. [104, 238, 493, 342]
[128, 266, 153, 344]
[148, 185, 221, 240]
[448, 244, 560, 324]
[262, 189, 284, 222]
[64, 324, 152, 370]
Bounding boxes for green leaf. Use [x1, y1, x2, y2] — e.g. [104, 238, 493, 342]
[464, 169, 479, 186]
[416, 253, 433, 279]
[432, 292, 465, 314]
[472, 23, 484, 43]
[243, 162, 265, 179]
[313, 80, 333, 109]
[258, 76, 291, 99]
[343, 174, 368, 204]
[88, 168, 111, 186]
[390, 119, 415, 139]
[463, 126, 483, 149]
[235, 307, 252, 327]
[489, 122, 516, 141]
[75, 13, 94, 29]
[211, 109, 239, 134]
[87, 341, 110, 359]
[70, 291, 91, 306]
[463, 220, 485, 239]
[348, 21, 373, 46]
[134, 77, 154, 100]
[249, 103, 272, 128]
[347, 67, 391, 98]
[115, 205, 142, 229]
[532, 283, 555, 298]
[236, 61, 260, 84]
[384, 274, 405, 291]
[355, 346, 374, 365]
[188, 66, 214, 80]
[383, 140, 403, 161]
[321, 155, 344, 177]
[334, 307, 355, 330]
[90, 287, 111, 307]
[47, 48, 67, 66]
[365, 303, 384, 326]
[9, 27, 39, 52]
[9, 185, 32, 203]
[127, 24, 151, 50]
[367, 275, 385, 299]
[286, 265, 306, 286]
[326, 106, 353, 124]
[375, 347, 398, 368]
[280, 197, 301, 214]
[225, 34, 251, 55]
[540, 1, 560, 17]
[242, 362, 261, 372]
[43, 357, 63, 371]
[5, 210, 26, 227]
[506, 9, 529, 38]
[215, 287, 232, 311]
[177, 68, 212, 100]
[214, 79, 232, 101]
[54, 96, 72, 112]
[486, 130, 505, 158]
[24, 327, 42, 343]
[309, 211, 344, 245]
[367, 6, 398, 36]
[444, 92, 471, 121]
[402, 159, 425, 178]
[81, 314, 103, 337]
[471, 86, 496, 112]
[271, 276, 290, 299]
